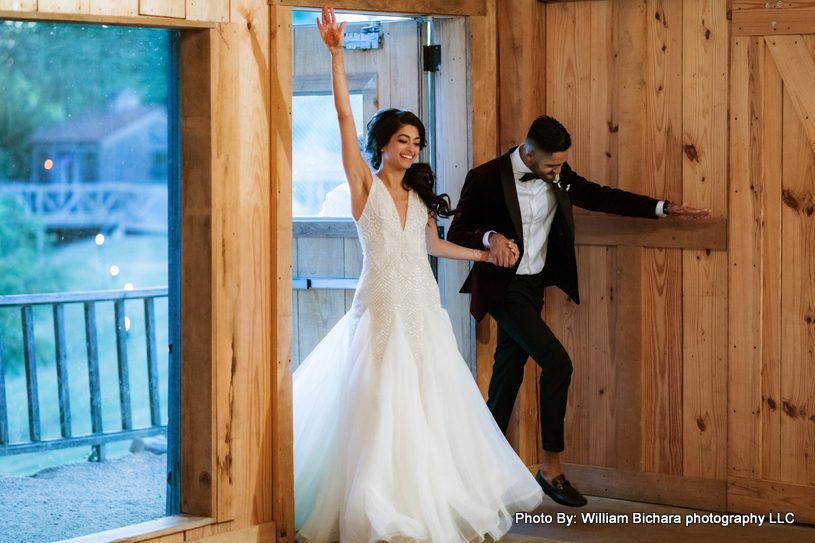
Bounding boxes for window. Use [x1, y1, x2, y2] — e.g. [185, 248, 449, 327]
[0, 20, 177, 542]
[292, 93, 363, 217]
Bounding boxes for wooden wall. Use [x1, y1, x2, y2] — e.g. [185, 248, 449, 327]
[487, 0, 815, 524]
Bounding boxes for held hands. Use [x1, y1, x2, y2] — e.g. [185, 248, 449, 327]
[487, 232, 520, 268]
[317, 6, 346, 54]
[666, 202, 712, 220]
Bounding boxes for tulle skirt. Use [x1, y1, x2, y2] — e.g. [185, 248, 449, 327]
[293, 307, 543, 543]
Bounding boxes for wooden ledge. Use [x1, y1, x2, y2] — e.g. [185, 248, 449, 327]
[575, 216, 728, 250]
[0, 10, 217, 29]
[270, 0, 487, 17]
[58, 515, 215, 543]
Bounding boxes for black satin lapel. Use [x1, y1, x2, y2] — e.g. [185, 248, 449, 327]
[500, 150, 524, 248]
[553, 184, 575, 240]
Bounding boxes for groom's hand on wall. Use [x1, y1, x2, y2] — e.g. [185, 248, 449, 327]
[487, 232, 519, 268]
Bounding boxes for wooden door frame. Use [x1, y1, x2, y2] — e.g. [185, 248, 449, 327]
[269, 1, 497, 539]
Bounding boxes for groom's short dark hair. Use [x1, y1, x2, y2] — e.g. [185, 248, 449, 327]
[526, 116, 571, 156]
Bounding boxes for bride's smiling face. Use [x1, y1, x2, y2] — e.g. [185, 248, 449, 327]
[380, 124, 421, 170]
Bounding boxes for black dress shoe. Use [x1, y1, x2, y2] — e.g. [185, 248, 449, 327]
[536, 472, 587, 507]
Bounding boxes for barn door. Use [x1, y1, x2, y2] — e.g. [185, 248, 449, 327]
[729, 32, 815, 522]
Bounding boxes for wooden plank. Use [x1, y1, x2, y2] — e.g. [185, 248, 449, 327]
[293, 219, 357, 238]
[184, 522, 275, 543]
[0, 0, 36, 11]
[270, 4, 294, 540]
[733, 7, 815, 36]
[435, 16, 472, 372]
[21, 305, 40, 443]
[0, 322, 9, 445]
[179, 27, 216, 518]
[681, 0, 729, 482]
[760, 38, 784, 483]
[0, 8, 215, 26]
[182, 521, 233, 541]
[779, 85, 815, 486]
[53, 304, 72, 437]
[57, 514, 214, 543]
[144, 298, 161, 426]
[90, 0, 137, 16]
[140, 0, 185, 19]
[728, 36, 763, 479]
[470, 0, 498, 400]
[186, 0, 228, 22]
[37, 0, 89, 14]
[296, 239, 346, 357]
[641, 0, 684, 477]
[114, 299, 133, 430]
[209, 21, 240, 524]
[614, 0, 647, 473]
[766, 35, 815, 153]
[544, 0, 592, 467]
[544, 462, 728, 513]
[728, 476, 815, 524]
[271, 0, 486, 16]
[292, 241, 300, 368]
[386, 20, 419, 113]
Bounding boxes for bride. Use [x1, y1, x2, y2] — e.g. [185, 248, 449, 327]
[293, 7, 543, 542]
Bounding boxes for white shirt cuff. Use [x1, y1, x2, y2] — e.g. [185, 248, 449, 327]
[656, 201, 667, 217]
[482, 231, 495, 248]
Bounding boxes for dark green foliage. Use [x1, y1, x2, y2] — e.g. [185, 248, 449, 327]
[0, 21, 169, 180]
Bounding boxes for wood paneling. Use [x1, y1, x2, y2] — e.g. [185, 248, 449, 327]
[614, 0, 647, 474]
[728, 476, 815, 524]
[733, 5, 815, 36]
[766, 35, 815, 151]
[0, 7, 215, 27]
[37, 0, 88, 13]
[779, 83, 815, 486]
[574, 216, 727, 250]
[556, 462, 727, 513]
[271, 0, 486, 16]
[140, 0, 185, 19]
[728, 36, 763, 480]
[0, 0, 37, 11]
[184, 522, 276, 543]
[186, 0, 229, 22]
[58, 515, 213, 543]
[270, 4, 294, 541]
[90, 0, 137, 16]
[681, 0, 728, 481]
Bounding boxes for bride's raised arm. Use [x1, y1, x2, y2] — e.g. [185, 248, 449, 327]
[317, 6, 372, 220]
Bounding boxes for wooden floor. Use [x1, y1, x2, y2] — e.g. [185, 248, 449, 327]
[502, 496, 814, 542]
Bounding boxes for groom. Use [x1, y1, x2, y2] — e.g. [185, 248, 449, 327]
[448, 116, 710, 507]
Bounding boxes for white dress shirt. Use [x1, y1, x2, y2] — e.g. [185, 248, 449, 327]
[483, 147, 666, 275]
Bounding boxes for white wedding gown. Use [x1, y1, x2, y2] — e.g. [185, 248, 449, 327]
[293, 176, 543, 543]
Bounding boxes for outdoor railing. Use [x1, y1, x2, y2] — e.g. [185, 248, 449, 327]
[0, 287, 168, 461]
[0, 181, 168, 234]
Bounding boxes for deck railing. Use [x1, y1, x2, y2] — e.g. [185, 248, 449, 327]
[0, 287, 168, 460]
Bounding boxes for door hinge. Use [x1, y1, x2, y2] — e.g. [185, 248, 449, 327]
[344, 24, 383, 50]
[423, 44, 441, 72]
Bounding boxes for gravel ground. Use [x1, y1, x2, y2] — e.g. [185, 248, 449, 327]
[0, 452, 166, 543]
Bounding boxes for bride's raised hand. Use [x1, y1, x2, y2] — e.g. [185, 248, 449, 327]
[317, 6, 346, 53]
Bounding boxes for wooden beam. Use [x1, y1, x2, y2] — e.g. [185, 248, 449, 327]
[270, 4, 295, 542]
[728, 476, 815, 525]
[58, 515, 214, 543]
[733, 3, 815, 36]
[574, 216, 727, 250]
[765, 35, 815, 153]
[269, 0, 486, 16]
[0, 8, 215, 27]
[537, 463, 728, 513]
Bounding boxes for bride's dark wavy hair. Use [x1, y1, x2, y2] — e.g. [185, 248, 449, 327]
[365, 108, 459, 219]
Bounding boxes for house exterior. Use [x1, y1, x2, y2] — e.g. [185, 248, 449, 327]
[28, 93, 168, 186]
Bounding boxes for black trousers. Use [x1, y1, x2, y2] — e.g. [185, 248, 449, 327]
[486, 271, 573, 452]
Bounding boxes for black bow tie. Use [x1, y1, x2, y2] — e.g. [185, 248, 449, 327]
[519, 172, 538, 182]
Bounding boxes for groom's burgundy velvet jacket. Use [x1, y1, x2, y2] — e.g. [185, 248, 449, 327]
[448, 147, 661, 322]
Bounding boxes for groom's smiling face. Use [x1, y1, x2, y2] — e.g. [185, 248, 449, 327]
[522, 145, 569, 183]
